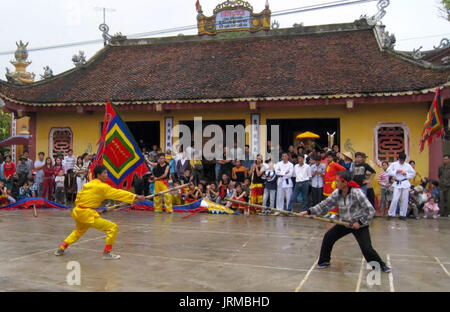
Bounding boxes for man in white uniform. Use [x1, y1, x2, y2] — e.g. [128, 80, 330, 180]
[275, 152, 294, 214]
[386, 153, 416, 220]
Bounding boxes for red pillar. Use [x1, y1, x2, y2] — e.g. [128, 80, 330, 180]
[28, 112, 37, 161]
[429, 135, 442, 182]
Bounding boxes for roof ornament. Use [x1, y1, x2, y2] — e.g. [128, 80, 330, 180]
[5, 40, 35, 84]
[442, 56, 450, 65]
[72, 51, 87, 67]
[362, 0, 390, 26]
[98, 23, 126, 45]
[195, 0, 203, 14]
[373, 24, 395, 49]
[381, 29, 396, 49]
[271, 20, 279, 29]
[411, 46, 424, 60]
[40, 66, 53, 79]
[99, 23, 112, 45]
[213, 0, 253, 14]
[109, 32, 127, 44]
[434, 38, 450, 50]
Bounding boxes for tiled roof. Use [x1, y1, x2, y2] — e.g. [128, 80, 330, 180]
[1, 22, 449, 106]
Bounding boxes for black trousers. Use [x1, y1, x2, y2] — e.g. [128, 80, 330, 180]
[311, 187, 324, 206]
[319, 225, 386, 267]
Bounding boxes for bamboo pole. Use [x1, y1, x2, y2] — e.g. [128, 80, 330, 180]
[225, 198, 351, 227]
[101, 183, 192, 213]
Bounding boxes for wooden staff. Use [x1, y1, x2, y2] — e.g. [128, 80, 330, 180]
[225, 198, 351, 227]
[101, 183, 193, 213]
[182, 207, 208, 219]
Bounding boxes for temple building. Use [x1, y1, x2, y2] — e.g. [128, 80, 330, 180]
[1, 0, 450, 185]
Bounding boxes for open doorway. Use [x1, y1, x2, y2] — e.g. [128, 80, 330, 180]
[126, 121, 160, 152]
[179, 119, 246, 182]
[266, 118, 340, 151]
[101, 121, 161, 153]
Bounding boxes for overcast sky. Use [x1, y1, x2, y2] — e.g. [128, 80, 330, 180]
[1, 0, 449, 80]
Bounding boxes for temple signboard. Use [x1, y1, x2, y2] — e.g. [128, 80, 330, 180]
[216, 9, 251, 30]
[197, 0, 271, 35]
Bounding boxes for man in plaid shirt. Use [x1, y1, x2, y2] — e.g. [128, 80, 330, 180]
[299, 171, 391, 272]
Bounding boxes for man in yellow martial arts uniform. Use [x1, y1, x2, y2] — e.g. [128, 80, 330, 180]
[153, 153, 173, 213]
[55, 165, 145, 260]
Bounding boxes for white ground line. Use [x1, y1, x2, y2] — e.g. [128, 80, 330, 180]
[8, 247, 60, 262]
[435, 257, 450, 278]
[8, 234, 106, 262]
[295, 257, 318, 292]
[389, 253, 429, 258]
[355, 257, 365, 292]
[386, 254, 395, 292]
[72, 246, 309, 272]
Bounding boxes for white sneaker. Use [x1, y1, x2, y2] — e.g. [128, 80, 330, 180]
[329, 214, 338, 219]
[102, 252, 121, 260]
[54, 248, 65, 256]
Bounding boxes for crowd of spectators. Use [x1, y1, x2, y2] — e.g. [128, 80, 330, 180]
[1, 144, 448, 219]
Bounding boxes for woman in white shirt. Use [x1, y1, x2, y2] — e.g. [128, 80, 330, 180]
[74, 156, 87, 194]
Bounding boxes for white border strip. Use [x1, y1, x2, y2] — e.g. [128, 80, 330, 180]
[355, 257, 365, 292]
[386, 254, 395, 292]
[435, 257, 450, 278]
[295, 257, 318, 292]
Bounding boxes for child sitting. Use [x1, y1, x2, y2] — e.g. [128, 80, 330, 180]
[147, 174, 155, 196]
[18, 181, 33, 201]
[185, 184, 201, 203]
[0, 180, 16, 205]
[430, 180, 440, 202]
[28, 178, 38, 197]
[170, 180, 182, 206]
[228, 183, 248, 214]
[179, 168, 193, 185]
[423, 197, 440, 219]
[206, 183, 220, 203]
[407, 186, 422, 220]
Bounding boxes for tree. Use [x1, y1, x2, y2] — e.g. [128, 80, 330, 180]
[0, 110, 11, 155]
[440, 0, 450, 21]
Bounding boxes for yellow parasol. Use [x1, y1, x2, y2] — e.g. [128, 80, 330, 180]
[296, 131, 320, 140]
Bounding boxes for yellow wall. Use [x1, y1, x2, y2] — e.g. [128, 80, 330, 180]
[172, 109, 252, 144]
[36, 111, 164, 157]
[35, 102, 428, 195]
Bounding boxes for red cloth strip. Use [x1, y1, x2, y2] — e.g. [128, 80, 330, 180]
[336, 176, 360, 188]
[104, 245, 112, 253]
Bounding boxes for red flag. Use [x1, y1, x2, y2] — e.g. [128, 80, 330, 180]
[195, 0, 201, 11]
[419, 88, 444, 152]
[93, 101, 150, 189]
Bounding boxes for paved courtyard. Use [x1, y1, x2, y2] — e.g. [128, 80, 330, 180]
[0, 209, 449, 292]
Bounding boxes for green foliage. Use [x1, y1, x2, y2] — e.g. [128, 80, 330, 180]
[442, 0, 450, 20]
[444, 0, 450, 9]
[0, 111, 10, 140]
[0, 110, 11, 155]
